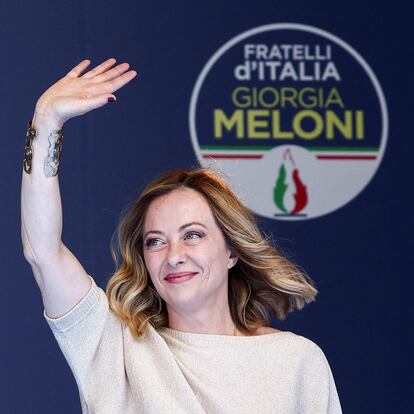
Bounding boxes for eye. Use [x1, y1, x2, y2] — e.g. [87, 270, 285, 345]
[184, 231, 203, 240]
[145, 238, 162, 247]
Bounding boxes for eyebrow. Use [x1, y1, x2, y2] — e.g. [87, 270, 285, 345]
[143, 222, 208, 239]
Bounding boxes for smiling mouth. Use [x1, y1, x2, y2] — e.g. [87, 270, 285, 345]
[164, 272, 197, 282]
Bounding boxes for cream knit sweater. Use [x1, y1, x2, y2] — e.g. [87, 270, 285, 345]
[44, 276, 343, 413]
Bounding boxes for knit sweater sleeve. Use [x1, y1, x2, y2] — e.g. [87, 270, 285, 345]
[43, 275, 126, 411]
[295, 341, 343, 414]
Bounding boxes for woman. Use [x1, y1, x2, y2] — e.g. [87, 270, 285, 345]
[21, 59, 342, 413]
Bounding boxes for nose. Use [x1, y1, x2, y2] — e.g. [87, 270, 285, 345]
[166, 240, 186, 267]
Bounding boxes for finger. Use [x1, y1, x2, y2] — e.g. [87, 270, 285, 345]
[82, 58, 117, 79]
[94, 62, 130, 83]
[77, 93, 117, 114]
[66, 60, 91, 78]
[100, 70, 138, 94]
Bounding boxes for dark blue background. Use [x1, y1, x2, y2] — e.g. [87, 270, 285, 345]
[1, 1, 412, 412]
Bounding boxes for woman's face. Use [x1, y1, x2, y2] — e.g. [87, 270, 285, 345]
[142, 187, 238, 313]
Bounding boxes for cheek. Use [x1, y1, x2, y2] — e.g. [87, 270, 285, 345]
[144, 256, 161, 289]
[192, 244, 212, 264]
[196, 244, 228, 269]
[143, 251, 169, 286]
[143, 252, 158, 276]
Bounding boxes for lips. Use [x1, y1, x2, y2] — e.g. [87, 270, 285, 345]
[164, 272, 197, 282]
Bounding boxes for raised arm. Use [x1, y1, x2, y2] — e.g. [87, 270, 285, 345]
[21, 58, 137, 318]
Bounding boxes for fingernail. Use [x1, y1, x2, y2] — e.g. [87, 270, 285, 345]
[108, 97, 116, 103]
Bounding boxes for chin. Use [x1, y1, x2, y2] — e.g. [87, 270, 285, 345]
[165, 290, 204, 311]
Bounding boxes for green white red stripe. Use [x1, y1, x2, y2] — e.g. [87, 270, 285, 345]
[200, 145, 379, 160]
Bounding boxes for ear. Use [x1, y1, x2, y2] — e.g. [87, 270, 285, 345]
[227, 248, 239, 269]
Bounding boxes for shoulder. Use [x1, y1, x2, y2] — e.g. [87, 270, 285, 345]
[284, 331, 326, 356]
[260, 328, 328, 365]
[265, 334, 342, 411]
[284, 334, 332, 375]
[253, 327, 323, 353]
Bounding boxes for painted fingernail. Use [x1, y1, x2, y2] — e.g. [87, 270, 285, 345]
[108, 97, 116, 103]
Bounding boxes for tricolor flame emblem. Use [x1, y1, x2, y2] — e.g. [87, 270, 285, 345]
[274, 149, 308, 215]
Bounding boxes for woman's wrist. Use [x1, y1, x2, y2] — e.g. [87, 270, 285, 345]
[32, 105, 64, 132]
[24, 108, 65, 176]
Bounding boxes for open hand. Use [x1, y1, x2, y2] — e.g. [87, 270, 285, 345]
[34, 58, 137, 127]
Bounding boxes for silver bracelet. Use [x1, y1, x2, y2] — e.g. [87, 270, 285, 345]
[23, 121, 64, 177]
[23, 121, 36, 174]
[44, 127, 64, 177]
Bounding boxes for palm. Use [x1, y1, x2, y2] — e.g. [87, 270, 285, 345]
[36, 58, 137, 124]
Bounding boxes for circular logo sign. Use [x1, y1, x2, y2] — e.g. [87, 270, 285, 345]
[189, 23, 388, 220]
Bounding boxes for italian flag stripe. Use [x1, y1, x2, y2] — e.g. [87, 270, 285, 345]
[200, 146, 379, 160]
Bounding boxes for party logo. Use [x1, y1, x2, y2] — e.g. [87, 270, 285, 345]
[189, 23, 388, 220]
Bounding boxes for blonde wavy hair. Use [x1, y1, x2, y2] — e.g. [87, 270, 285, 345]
[106, 167, 317, 339]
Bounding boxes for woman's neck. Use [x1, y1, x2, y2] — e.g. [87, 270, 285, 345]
[166, 302, 239, 336]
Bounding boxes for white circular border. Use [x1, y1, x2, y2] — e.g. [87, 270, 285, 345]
[189, 23, 389, 218]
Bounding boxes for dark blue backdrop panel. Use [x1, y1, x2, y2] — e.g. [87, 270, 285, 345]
[1, 1, 412, 413]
